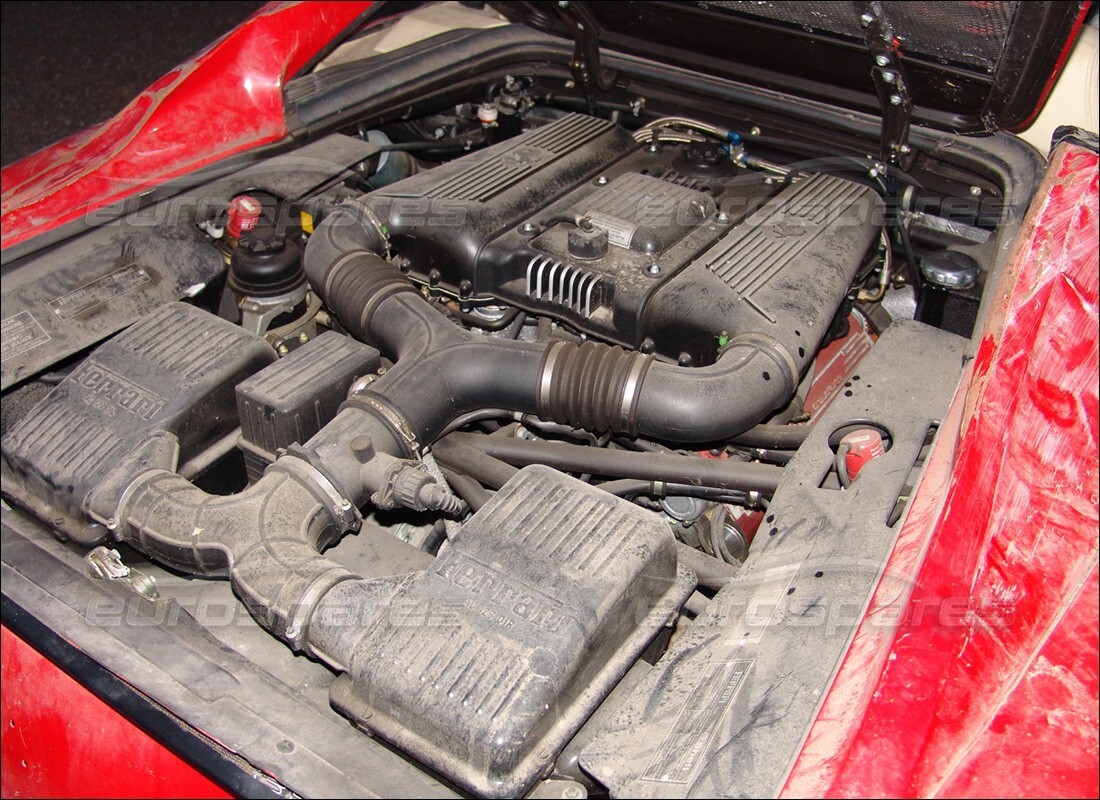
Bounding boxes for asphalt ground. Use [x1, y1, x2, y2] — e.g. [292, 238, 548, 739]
[1, 1, 264, 166]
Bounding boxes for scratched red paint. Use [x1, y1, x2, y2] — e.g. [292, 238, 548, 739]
[0, 625, 232, 798]
[782, 142, 1100, 798]
[0, 1, 371, 252]
[937, 564, 1099, 798]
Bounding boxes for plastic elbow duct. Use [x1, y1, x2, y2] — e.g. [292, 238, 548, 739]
[303, 208, 805, 446]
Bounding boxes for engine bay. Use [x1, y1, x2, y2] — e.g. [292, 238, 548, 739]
[0, 27, 1045, 798]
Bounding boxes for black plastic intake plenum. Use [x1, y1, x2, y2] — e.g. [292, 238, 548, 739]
[538, 341, 652, 436]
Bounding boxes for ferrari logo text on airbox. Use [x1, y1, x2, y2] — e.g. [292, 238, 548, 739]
[74, 363, 165, 420]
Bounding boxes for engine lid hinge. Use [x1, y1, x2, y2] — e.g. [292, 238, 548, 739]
[552, 1, 617, 101]
[860, 2, 916, 170]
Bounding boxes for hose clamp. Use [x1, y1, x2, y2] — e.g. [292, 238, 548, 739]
[538, 340, 570, 417]
[357, 202, 392, 259]
[341, 393, 420, 458]
[618, 352, 653, 434]
[285, 568, 359, 654]
[277, 453, 362, 532]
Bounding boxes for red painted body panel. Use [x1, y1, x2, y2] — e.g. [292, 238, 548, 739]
[0, 1, 370, 252]
[783, 141, 1100, 799]
[0, 625, 232, 799]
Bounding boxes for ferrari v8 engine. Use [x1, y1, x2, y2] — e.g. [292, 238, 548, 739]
[363, 114, 880, 366]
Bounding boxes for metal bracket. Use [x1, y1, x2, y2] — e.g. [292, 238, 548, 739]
[86, 546, 159, 600]
[860, 2, 916, 170]
[552, 1, 616, 97]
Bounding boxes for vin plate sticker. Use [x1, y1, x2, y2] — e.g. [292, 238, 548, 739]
[585, 211, 637, 249]
[1, 311, 52, 362]
[49, 263, 150, 320]
[641, 659, 753, 784]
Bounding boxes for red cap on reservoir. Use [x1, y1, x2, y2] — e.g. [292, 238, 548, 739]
[227, 195, 262, 238]
[841, 428, 886, 480]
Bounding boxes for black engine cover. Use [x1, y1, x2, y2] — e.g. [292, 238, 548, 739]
[362, 114, 880, 366]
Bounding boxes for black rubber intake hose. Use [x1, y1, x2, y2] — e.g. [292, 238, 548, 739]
[539, 340, 652, 434]
[86, 401, 418, 654]
[304, 205, 805, 447]
[108, 460, 361, 650]
[634, 339, 799, 443]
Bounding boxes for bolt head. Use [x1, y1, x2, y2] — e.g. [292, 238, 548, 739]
[595, 175, 609, 185]
[521, 222, 537, 234]
[969, 185, 983, 196]
[889, 94, 902, 106]
[860, 12, 874, 27]
[717, 211, 730, 223]
[750, 126, 762, 136]
[881, 70, 896, 84]
[899, 144, 912, 154]
[647, 264, 661, 276]
[875, 54, 889, 67]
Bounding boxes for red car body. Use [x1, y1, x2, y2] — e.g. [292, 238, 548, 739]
[1, 2, 1096, 797]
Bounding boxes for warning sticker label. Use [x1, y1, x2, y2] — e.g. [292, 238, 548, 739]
[1, 311, 51, 362]
[48, 263, 150, 320]
[641, 659, 753, 784]
[586, 211, 637, 249]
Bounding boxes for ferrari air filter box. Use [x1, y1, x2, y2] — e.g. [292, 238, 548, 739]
[329, 465, 696, 798]
[236, 331, 380, 480]
[1, 302, 274, 544]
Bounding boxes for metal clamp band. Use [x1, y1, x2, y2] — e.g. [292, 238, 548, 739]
[341, 393, 420, 458]
[538, 340, 570, 417]
[619, 353, 652, 433]
[276, 454, 361, 532]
